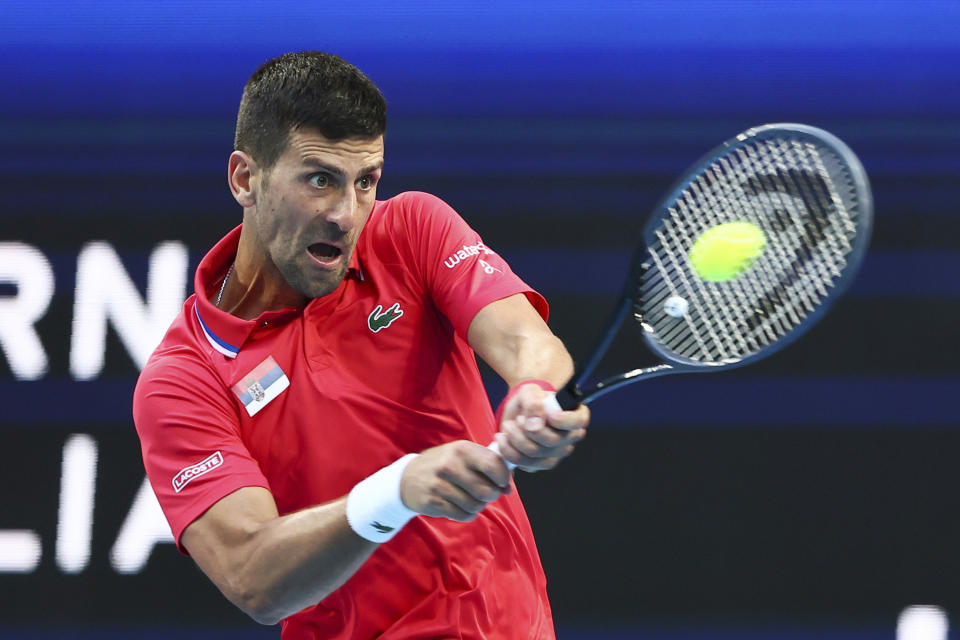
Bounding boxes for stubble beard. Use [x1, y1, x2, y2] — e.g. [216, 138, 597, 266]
[252, 196, 351, 301]
[278, 249, 350, 300]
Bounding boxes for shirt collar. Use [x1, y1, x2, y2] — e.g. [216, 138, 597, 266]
[192, 224, 364, 359]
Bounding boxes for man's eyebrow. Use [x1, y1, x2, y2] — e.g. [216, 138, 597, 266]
[360, 160, 383, 175]
[300, 158, 383, 177]
[359, 160, 384, 175]
[301, 158, 345, 176]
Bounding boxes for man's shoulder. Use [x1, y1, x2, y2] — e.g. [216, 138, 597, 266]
[372, 191, 456, 229]
[379, 190, 448, 209]
[133, 330, 236, 440]
[365, 192, 461, 256]
[135, 300, 222, 398]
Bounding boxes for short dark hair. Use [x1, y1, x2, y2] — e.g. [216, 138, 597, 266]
[234, 51, 387, 170]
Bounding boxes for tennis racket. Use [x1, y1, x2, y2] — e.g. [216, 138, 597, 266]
[491, 123, 872, 465]
[550, 122, 873, 412]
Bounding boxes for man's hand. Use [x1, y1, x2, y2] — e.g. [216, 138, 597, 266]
[401, 441, 513, 521]
[494, 382, 589, 472]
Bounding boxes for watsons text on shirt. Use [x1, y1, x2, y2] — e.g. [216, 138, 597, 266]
[443, 241, 495, 269]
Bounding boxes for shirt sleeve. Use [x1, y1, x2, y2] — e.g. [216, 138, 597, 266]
[133, 352, 272, 553]
[395, 191, 549, 338]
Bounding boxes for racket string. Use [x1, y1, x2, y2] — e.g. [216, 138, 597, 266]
[799, 140, 857, 276]
[679, 166, 764, 355]
[659, 162, 767, 360]
[649, 144, 797, 357]
[700, 155, 787, 347]
[731, 140, 844, 333]
[659, 198, 745, 360]
[637, 133, 863, 366]
[735, 142, 821, 333]
[648, 236, 735, 362]
[701, 154, 789, 347]
[776, 140, 845, 295]
[773, 140, 855, 310]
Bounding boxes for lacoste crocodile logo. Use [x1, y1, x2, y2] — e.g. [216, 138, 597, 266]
[371, 521, 394, 534]
[368, 302, 404, 333]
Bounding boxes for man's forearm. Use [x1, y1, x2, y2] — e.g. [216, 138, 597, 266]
[501, 330, 573, 390]
[185, 494, 376, 625]
[467, 294, 575, 390]
[186, 442, 513, 625]
[241, 500, 377, 624]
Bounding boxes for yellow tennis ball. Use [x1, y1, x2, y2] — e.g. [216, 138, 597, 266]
[688, 221, 766, 282]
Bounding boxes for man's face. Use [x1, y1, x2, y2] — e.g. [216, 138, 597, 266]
[248, 128, 384, 299]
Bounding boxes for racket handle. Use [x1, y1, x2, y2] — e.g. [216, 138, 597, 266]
[487, 440, 517, 470]
[553, 384, 583, 410]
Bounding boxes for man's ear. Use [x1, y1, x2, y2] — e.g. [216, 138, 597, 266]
[228, 150, 259, 208]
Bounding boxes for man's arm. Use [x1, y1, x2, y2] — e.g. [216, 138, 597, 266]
[181, 441, 511, 625]
[181, 487, 372, 625]
[468, 293, 590, 471]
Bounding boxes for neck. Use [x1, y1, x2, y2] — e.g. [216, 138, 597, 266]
[216, 224, 307, 320]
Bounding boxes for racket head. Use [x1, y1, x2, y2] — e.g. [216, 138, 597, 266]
[629, 123, 873, 371]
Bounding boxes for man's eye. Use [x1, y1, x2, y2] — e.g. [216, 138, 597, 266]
[357, 176, 375, 191]
[309, 174, 331, 188]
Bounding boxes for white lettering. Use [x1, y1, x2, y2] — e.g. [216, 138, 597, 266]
[0, 243, 54, 380]
[898, 605, 949, 640]
[56, 434, 98, 574]
[442, 241, 496, 269]
[0, 530, 42, 573]
[69, 241, 187, 379]
[110, 477, 175, 574]
[478, 259, 502, 275]
[172, 451, 224, 493]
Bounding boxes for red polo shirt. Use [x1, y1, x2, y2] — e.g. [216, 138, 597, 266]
[133, 191, 555, 639]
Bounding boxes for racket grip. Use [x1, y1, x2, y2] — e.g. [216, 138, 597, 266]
[487, 440, 517, 470]
[553, 384, 582, 411]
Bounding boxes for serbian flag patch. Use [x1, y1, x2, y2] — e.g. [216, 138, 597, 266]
[232, 356, 290, 417]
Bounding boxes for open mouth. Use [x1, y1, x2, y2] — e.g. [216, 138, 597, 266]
[307, 242, 343, 264]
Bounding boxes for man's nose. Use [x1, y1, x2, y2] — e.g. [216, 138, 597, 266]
[325, 188, 358, 233]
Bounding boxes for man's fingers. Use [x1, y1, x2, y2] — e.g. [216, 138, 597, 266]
[504, 415, 585, 450]
[425, 480, 492, 520]
[401, 440, 514, 521]
[521, 419, 586, 448]
[497, 408, 588, 471]
[494, 432, 535, 467]
[544, 404, 590, 430]
[439, 465, 509, 503]
[467, 445, 513, 491]
[495, 433, 573, 472]
[492, 385, 591, 473]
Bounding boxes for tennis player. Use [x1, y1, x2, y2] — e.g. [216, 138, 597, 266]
[133, 51, 589, 639]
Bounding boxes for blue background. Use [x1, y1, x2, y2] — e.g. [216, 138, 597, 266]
[2, 1, 959, 638]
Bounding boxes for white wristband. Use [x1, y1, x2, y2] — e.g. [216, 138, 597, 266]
[346, 453, 419, 543]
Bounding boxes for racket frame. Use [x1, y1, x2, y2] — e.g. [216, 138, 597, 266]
[556, 123, 873, 409]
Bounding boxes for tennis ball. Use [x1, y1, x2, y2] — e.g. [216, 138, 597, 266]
[688, 221, 766, 282]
